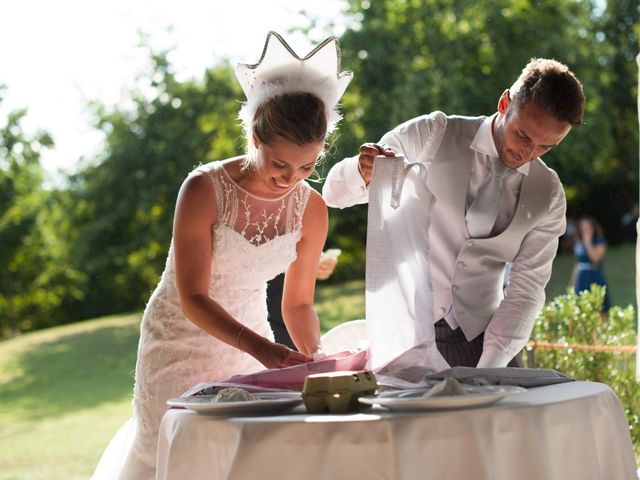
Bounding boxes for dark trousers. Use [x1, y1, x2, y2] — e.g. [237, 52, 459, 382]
[434, 319, 523, 367]
[266, 273, 297, 350]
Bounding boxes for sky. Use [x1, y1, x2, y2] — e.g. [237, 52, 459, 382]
[0, 0, 348, 184]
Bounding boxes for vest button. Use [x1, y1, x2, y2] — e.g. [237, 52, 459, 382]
[457, 261, 466, 268]
[452, 284, 459, 290]
[438, 307, 446, 315]
[468, 240, 475, 247]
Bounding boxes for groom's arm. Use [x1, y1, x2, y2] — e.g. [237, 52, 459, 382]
[322, 154, 369, 208]
[323, 112, 445, 208]
[478, 173, 567, 367]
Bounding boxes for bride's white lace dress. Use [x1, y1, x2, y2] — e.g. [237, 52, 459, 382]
[92, 159, 311, 479]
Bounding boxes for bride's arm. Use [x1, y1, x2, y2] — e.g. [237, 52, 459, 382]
[281, 190, 327, 355]
[173, 172, 311, 368]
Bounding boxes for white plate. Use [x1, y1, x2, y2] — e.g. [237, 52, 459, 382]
[359, 385, 526, 411]
[167, 392, 303, 415]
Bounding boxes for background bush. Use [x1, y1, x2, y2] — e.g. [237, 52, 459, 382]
[529, 285, 639, 455]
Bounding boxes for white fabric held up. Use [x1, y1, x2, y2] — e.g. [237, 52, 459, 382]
[365, 154, 448, 373]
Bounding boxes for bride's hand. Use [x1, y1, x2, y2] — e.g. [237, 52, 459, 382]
[276, 345, 313, 368]
[255, 341, 313, 369]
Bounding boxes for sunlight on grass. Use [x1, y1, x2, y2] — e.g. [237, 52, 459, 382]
[0, 314, 139, 479]
[316, 280, 365, 332]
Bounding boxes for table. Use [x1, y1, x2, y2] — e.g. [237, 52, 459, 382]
[157, 381, 637, 479]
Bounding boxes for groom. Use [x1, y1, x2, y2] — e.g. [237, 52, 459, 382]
[323, 58, 584, 369]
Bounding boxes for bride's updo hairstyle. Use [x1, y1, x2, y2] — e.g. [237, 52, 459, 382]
[253, 91, 327, 147]
[244, 92, 327, 168]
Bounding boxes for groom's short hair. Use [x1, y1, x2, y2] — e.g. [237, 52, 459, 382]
[510, 58, 585, 126]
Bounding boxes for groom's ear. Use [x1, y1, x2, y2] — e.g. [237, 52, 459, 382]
[497, 89, 511, 115]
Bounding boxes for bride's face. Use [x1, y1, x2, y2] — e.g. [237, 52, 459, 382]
[252, 136, 323, 196]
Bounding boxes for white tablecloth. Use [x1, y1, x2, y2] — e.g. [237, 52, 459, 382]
[157, 381, 637, 480]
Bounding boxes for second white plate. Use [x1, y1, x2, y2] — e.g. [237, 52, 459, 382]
[167, 392, 302, 415]
[359, 385, 525, 411]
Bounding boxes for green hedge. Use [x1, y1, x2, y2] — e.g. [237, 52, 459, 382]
[529, 285, 639, 456]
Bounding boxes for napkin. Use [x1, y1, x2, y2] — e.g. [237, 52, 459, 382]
[426, 366, 574, 388]
[180, 349, 368, 396]
[375, 366, 573, 391]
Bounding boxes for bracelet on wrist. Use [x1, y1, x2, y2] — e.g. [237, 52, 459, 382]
[237, 325, 247, 351]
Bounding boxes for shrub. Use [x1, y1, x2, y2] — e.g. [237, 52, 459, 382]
[529, 286, 639, 456]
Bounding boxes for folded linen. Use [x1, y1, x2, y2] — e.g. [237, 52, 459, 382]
[426, 366, 573, 388]
[180, 349, 368, 396]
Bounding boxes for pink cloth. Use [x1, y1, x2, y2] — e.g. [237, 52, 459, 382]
[182, 350, 368, 395]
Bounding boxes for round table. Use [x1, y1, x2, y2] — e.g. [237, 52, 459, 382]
[157, 381, 637, 480]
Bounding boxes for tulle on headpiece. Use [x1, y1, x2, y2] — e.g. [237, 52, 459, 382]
[236, 31, 353, 136]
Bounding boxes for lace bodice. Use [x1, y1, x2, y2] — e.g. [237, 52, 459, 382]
[201, 161, 312, 294]
[152, 161, 311, 300]
[211, 161, 309, 246]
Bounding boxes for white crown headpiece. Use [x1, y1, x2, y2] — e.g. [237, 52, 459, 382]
[236, 31, 353, 136]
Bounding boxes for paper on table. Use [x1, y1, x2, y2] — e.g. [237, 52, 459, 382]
[426, 366, 574, 387]
[375, 366, 573, 391]
[180, 349, 368, 397]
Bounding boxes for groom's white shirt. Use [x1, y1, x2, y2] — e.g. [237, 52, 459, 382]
[323, 111, 566, 368]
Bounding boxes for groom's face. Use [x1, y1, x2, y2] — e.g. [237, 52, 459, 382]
[495, 101, 572, 169]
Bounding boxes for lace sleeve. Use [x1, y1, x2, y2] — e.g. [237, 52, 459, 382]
[192, 164, 237, 229]
[286, 182, 312, 234]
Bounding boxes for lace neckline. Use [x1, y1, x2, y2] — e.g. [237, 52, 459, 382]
[220, 162, 299, 202]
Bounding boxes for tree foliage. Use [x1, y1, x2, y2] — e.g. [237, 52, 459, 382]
[0, 87, 74, 335]
[63, 51, 245, 320]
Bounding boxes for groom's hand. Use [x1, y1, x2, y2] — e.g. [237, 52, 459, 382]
[358, 143, 396, 185]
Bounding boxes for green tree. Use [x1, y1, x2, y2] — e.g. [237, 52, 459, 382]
[66, 50, 245, 319]
[0, 87, 51, 334]
[569, 0, 640, 241]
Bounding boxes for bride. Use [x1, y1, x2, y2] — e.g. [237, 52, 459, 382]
[92, 31, 352, 479]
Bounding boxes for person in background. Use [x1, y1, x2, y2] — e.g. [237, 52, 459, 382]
[571, 215, 611, 319]
[267, 250, 340, 349]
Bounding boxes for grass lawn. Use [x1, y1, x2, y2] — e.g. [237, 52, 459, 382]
[0, 244, 635, 478]
[0, 314, 140, 480]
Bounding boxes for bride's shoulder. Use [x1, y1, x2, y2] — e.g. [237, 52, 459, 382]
[217, 157, 246, 183]
[190, 157, 245, 180]
[301, 187, 327, 216]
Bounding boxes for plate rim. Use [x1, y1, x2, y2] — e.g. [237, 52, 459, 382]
[167, 392, 303, 414]
[358, 385, 525, 410]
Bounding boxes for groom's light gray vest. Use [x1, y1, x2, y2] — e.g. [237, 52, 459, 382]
[427, 115, 555, 341]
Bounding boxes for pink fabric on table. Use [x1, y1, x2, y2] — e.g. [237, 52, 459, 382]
[182, 350, 368, 396]
[224, 349, 368, 390]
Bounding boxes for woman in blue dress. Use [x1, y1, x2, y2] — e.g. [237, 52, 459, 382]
[571, 216, 610, 316]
